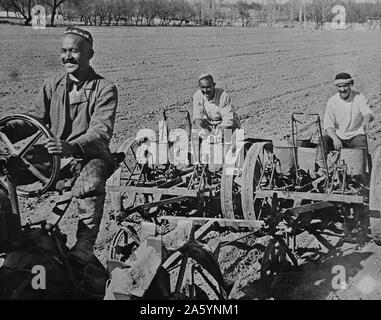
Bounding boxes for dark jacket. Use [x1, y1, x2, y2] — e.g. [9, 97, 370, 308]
[9, 67, 118, 166]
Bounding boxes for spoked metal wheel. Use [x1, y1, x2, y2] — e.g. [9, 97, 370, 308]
[109, 225, 140, 262]
[0, 114, 60, 197]
[220, 141, 252, 219]
[241, 142, 273, 220]
[161, 242, 229, 300]
[369, 145, 381, 245]
[260, 236, 298, 286]
[107, 137, 150, 212]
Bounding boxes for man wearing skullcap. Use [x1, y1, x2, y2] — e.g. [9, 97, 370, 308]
[323, 72, 374, 150]
[2, 27, 118, 264]
[191, 74, 240, 162]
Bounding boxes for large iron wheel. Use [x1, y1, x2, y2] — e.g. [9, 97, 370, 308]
[108, 225, 140, 262]
[241, 142, 273, 220]
[220, 141, 252, 219]
[107, 137, 151, 212]
[0, 114, 60, 197]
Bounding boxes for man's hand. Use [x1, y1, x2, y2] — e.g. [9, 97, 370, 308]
[363, 113, 373, 135]
[193, 119, 204, 130]
[44, 138, 78, 157]
[326, 128, 342, 150]
[363, 121, 370, 134]
[332, 136, 343, 150]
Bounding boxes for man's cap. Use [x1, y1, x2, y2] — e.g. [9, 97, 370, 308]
[64, 27, 93, 47]
[334, 72, 353, 86]
[198, 73, 214, 82]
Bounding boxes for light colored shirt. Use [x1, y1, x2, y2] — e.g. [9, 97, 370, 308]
[192, 88, 240, 128]
[323, 91, 373, 140]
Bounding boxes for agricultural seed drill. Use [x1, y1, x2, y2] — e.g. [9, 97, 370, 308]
[105, 111, 381, 298]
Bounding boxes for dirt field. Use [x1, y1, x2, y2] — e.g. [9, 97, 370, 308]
[1, 25, 381, 300]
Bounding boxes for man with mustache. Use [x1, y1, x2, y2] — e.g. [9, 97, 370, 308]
[192, 73, 240, 162]
[323, 72, 374, 150]
[316, 72, 374, 172]
[2, 27, 118, 265]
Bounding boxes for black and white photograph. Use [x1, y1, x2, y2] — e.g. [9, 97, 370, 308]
[0, 0, 381, 304]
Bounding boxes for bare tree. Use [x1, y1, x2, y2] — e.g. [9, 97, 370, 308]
[121, 0, 135, 25]
[237, 0, 250, 26]
[108, 0, 124, 25]
[311, 0, 335, 27]
[62, 0, 78, 22]
[94, 0, 110, 26]
[156, 0, 174, 25]
[171, 0, 195, 25]
[213, 0, 228, 26]
[142, 0, 159, 25]
[133, 0, 145, 25]
[10, 0, 33, 25]
[192, 0, 202, 24]
[106, 0, 135, 25]
[41, 0, 68, 26]
[106, 4, 114, 26]
[72, 0, 93, 25]
[71, 0, 110, 26]
[0, 0, 13, 17]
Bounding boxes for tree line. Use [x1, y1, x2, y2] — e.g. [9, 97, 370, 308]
[0, 0, 380, 27]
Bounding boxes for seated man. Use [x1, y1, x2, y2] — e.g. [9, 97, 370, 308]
[1, 27, 118, 265]
[317, 72, 374, 170]
[191, 73, 240, 163]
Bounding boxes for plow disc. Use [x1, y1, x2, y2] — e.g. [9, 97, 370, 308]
[163, 241, 228, 300]
[260, 235, 298, 287]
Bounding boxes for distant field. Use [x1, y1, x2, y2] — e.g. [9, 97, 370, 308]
[1, 25, 381, 149]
